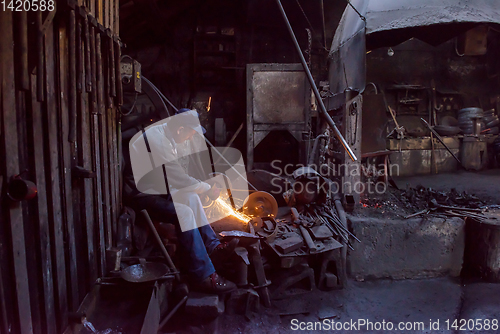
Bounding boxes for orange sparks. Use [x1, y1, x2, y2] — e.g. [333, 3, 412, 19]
[215, 197, 251, 222]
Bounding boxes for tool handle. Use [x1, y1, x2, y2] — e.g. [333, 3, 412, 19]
[141, 210, 180, 281]
[299, 225, 316, 252]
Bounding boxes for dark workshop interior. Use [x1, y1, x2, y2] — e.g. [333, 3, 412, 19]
[1, 0, 500, 333]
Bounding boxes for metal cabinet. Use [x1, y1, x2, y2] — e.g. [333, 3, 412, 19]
[246, 63, 311, 170]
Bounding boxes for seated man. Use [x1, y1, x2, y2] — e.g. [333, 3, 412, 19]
[123, 110, 237, 294]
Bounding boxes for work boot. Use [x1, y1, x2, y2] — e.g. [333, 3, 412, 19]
[210, 238, 239, 269]
[192, 272, 237, 294]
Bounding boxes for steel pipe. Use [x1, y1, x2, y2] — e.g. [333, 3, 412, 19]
[275, 0, 357, 162]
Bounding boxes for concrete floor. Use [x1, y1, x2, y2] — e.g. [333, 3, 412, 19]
[215, 278, 500, 334]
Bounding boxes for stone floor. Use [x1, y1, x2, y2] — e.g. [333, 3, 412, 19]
[213, 278, 500, 334]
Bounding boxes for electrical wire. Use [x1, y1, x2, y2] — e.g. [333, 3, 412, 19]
[120, 92, 138, 116]
[142, 76, 178, 113]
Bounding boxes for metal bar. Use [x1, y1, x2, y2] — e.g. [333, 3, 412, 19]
[420, 118, 461, 164]
[158, 296, 188, 328]
[404, 209, 429, 219]
[141, 210, 180, 281]
[275, 0, 357, 162]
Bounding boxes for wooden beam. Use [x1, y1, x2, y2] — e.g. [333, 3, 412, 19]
[44, 24, 68, 333]
[77, 18, 98, 291]
[95, 32, 108, 272]
[0, 10, 34, 334]
[15, 11, 29, 91]
[57, 22, 80, 313]
[29, 73, 57, 334]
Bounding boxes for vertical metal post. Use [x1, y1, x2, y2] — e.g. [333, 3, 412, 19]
[275, 0, 357, 162]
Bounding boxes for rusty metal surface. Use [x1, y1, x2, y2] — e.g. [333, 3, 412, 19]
[246, 63, 311, 170]
[390, 149, 460, 176]
[252, 71, 306, 123]
[362, 94, 387, 154]
[387, 137, 461, 150]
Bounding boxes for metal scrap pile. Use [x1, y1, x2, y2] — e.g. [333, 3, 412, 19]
[401, 186, 493, 222]
[402, 185, 485, 210]
[256, 201, 359, 257]
[303, 205, 360, 251]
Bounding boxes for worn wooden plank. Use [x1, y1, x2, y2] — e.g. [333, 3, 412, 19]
[76, 19, 98, 296]
[96, 32, 109, 271]
[109, 0, 114, 33]
[108, 32, 116, 98]
[16, 84, 45, 334]
[108, 0, 112, 30]
[68, 10, 77, 143]
[111, 106, 119, 242]
[29, 73, 57, 334]
[58, 24, 80, 313]
[83, 15, 92, 92]
[89, 23, 98, 114]
[36, 12, 45, 102]
[76, 15, 83, 94]
[108, 111, 117, 249]
[101, 37, 116, 247]
[15, 11, 29, 91]
[0, 235, 11, 334]
[114, 38, 122, 106]
[0, 10, 34, 334]
[114, 0, 119, 35]
[90, 0, 95, 19]
[44, 24, 69, 333]
[91, 111, 105, 276]
[103, 32, 112, 109]
[98, 0, 103, 25]
[103, 47, 117, 239]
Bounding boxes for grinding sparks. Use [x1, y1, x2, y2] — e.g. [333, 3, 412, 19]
[214, 197, 251, 222]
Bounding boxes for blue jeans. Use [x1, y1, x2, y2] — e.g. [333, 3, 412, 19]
[130, 194, 220, 281]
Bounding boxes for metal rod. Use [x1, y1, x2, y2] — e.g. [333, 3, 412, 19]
[158, 295, 188, 328]
[275, 0, 357, 162]
[141, 210, 180, 281]
[320, 0, 327, 49]
[421, 118, 461, 164]
[404, 209, 430, 219]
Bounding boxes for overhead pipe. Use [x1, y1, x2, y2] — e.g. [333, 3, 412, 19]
[275, 0, 358, 162]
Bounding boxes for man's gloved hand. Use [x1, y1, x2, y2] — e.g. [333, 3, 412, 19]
[206, 183, 221, 201]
